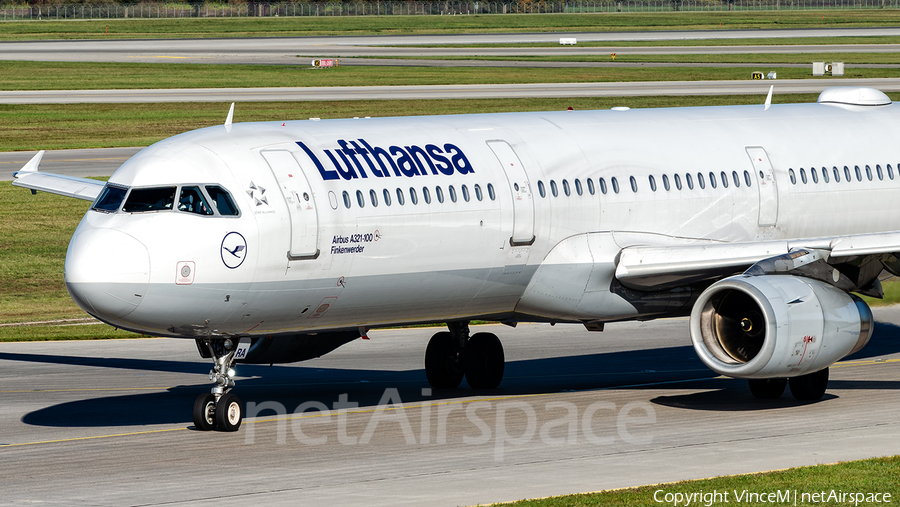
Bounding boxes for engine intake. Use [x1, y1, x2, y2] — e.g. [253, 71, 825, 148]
[690, 275, 873, 379]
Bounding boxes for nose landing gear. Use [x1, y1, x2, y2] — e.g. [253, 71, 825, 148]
[192, 338, 244, 432]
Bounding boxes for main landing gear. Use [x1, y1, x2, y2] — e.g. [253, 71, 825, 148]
[192, 338, 243, 432]
[425, 322, 505, 390]
[748, 368, 829, 401]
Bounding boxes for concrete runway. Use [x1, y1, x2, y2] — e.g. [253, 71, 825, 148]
[3, 78, 900, 105]
[2, 28, 900, 65]
[1, 309, 899, 506]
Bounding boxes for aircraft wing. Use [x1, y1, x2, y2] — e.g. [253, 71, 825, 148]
[11, 151, 104, 202]
[615, 232, 900, 291]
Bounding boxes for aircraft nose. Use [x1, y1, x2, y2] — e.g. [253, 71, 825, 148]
[65, 227, 150, 322]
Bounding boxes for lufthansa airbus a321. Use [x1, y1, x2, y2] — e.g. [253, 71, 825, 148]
[13, 87, 894, 431]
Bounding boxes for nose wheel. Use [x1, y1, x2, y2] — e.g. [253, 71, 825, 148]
[192, 338, 244, 432]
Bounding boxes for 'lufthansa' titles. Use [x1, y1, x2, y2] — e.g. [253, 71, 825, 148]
[297, 139, 474, 181]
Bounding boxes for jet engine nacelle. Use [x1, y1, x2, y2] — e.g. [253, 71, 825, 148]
[690, 275, 873, 379]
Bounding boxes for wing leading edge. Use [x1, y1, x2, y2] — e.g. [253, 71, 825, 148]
[12, 151, 104, 202]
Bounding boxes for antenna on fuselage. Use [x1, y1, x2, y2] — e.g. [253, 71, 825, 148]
[764, 86, 774, 111]
[224, 103, 235, 132]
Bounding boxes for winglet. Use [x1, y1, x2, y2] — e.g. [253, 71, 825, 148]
[224, 103, 235, 129]
[764, 85, 774, 111]
[14, 150, 45, 178]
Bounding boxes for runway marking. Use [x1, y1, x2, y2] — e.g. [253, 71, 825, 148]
[0, 386, 173, 394]
[0, 427, 187, 448]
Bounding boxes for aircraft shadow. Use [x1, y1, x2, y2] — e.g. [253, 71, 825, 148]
[13, 321, 900, 428]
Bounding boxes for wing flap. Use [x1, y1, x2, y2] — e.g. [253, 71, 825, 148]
[11, 150, 104, 202]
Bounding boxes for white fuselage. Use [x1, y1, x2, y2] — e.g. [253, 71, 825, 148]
[64, 99, 900, 338]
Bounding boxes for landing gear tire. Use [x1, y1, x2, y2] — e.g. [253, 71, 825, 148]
[425, 331, 464, 389]
[748, 378, 787, 399]
[464, 333, 504, 390]
[789, 368, 829, 401]
[215, 393, 243, 432]
[193, 393, 217, 431]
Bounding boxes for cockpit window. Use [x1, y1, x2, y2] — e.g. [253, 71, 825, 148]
[122, 187, 176, 213]
[205, 186, 240, 216]
[178, 186, 213, 215]
[92, 184, 128, 213]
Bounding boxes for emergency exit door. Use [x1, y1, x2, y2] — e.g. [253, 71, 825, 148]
[487, 140, 535, 246]
[746, 146, 779, 227]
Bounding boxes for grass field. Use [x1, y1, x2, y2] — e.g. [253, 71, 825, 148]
[0, 94, 836, 151]
[5, 11, 900, 40]
[499, 456, 900, 506]
[0, 60, 889, 93]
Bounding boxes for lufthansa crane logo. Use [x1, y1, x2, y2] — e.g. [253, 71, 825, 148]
[221, 232, 248, 269]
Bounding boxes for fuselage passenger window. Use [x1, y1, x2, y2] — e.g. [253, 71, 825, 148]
[800, 168, 807, 184]
[550, 180, 558, 197]
[342, 191, 351, 209]
[611, 177, 620, 194]
[383, 188, 392, 206]
[697, 173, 705, 189]
[449, 185, 457, 203]
[396, 188, 405, 206]
[844, 166, 852, 182]
[789, 169, 797, 185]
[587, 178, 595, 195]
[474, 184, 483, 201]
[649, 175, 657, 192]
[462, 185, 470, 202]
[662, 174, 670, 191]
[538, 181, 546, 198]
[833, 167, 841, 182]
[811, 168, 818, 184]
[674, 173, 682, 190]
[855, 166, 862, 181]
[743, 171, 752, 187]
[356, 190, 365, 208]
[821, 167, 829, 183]
[487, 183, 496, 200]
[436, 186, 444, 203]
[369, 189, 378, 207]
[708, 172, 716, 189]
[423, 187, 431, 204]
[563, 179, 571, 196]
[409, 187, 418, 205]
[599, 178, 608, 194]
[630, 176, 638, 193]
[686, 173, 693, 190]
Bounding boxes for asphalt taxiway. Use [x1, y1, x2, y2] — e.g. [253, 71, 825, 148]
[1, 308, 899, 506]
